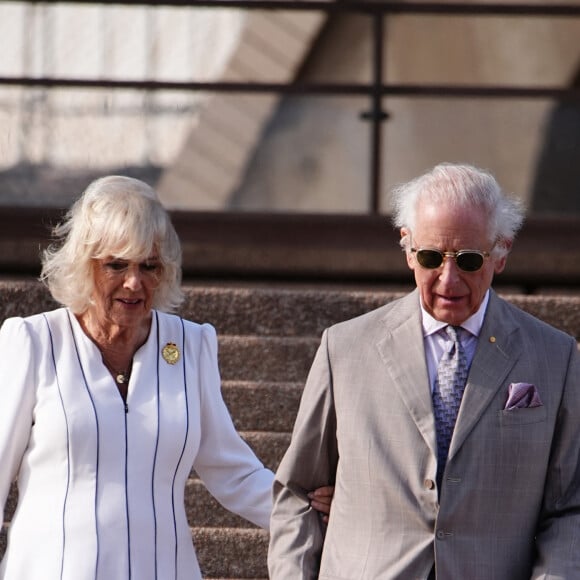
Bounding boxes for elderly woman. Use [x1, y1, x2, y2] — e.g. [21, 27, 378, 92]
[0, 176, 331, 580]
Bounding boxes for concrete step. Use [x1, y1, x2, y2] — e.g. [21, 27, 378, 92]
[0, 279, 396, 337]
[219, 335, 318, 382]
[3, 431, 290, 524]
[222, 380, 302, 433]
[1, 280, 579, 340]
[185, 480, 259, 529]
[179, 283, 399, 337]
[0, 524, 268, 579]
[3, 211, 580, 293]
[235, 431, 290, 472]
[3, 476, 269, 534]
[192, 527, 268, 579]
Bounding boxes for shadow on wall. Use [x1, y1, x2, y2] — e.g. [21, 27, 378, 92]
[0, 164, 163, 207]
[530, 64, 580, 215]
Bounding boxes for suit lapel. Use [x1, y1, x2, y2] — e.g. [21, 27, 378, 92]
[448, 292, 521, 460]
[376, 290, 438, 457]
[374, 291, 523, 462]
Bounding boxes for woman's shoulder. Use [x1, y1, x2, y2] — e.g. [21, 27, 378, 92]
[154, 311, 217, 346]
[0, 308, 69, 353]
[1, 307, 68, 332]
[154, 312, 219, 369]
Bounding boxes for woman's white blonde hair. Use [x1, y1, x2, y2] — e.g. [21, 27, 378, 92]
[41, 175, 184, 313]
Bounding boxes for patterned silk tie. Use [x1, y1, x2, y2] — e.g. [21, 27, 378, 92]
[432, 325, 469, 488]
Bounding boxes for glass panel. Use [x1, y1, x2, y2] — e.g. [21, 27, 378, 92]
[0, 3, 579, 217]
[381, 97, 580, 216]
[0, 3, 246, 81]
[386, 14, 580, 88]
[0, 89, 371, 213]
[0, 86, 198, 206]
[230, 95, 370, 213]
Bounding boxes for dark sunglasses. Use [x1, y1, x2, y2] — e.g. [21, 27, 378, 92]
[410, 248, 491, 272]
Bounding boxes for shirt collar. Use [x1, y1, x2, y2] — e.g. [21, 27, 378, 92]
[421, 289, 490, 338]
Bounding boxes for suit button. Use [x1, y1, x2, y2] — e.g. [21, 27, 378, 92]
[424, 479, 435, 490]
[436, 531, 446, 540]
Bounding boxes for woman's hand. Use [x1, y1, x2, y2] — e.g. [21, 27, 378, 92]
[308, 485, 334, 524]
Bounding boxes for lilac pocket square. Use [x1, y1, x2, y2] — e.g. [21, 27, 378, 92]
[504, 382, 543, 410]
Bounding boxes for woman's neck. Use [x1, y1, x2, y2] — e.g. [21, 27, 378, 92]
[76, 309, 151, 371]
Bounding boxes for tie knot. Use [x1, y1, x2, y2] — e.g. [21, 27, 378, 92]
[445, 325, 462, 342]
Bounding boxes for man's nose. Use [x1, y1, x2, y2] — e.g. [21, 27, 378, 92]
[438, 255, 461, 283]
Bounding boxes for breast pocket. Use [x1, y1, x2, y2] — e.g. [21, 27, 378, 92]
[499, 405, 547, 427]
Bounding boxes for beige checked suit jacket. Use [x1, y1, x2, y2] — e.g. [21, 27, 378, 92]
[268, 290, 580, 579]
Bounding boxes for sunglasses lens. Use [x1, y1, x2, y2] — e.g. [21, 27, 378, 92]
[416, 250, 443, 269]
[456, 252, 484, 271]
[415, 249, 486, 271]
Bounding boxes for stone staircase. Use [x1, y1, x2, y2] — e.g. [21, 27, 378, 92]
[1, 280, 579, 578]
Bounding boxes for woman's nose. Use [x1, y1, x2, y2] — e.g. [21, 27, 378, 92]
[123, 267, 142, 290]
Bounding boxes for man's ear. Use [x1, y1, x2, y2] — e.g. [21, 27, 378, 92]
[400, 228, 414, 269]
[494, 238, 512, 274]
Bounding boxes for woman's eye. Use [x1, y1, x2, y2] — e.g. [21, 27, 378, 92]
[141, 262, 160, 273]
[106, 261, 128, 272]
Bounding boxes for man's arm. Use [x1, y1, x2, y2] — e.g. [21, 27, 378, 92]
[532, 339, 580, 578]
[268, 329, 339, 579]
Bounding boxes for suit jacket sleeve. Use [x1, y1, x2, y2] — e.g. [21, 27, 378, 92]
[532, 337, 580, 578]
[268, 328, 339, 579]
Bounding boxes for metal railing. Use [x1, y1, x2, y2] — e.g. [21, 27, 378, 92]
[1, 1, 580, 213]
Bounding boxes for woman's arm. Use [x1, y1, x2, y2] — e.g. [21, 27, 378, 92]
[0, 318, 36, 519]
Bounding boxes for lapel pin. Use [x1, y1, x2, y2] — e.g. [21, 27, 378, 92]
[489, 336, 496, 343]
[162, 342, 180, 365]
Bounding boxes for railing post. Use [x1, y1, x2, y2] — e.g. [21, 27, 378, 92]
[360, 9, 388, 214]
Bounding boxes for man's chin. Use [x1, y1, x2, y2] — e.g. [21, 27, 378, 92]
[432, 304, 469, 326]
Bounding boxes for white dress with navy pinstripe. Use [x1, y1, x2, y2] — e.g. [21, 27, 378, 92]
[0, 308, 272, 580]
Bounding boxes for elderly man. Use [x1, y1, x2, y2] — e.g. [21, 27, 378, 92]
[268, 163, 580, 579]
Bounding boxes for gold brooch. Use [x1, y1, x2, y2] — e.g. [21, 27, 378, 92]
[162, 342, 180, 365]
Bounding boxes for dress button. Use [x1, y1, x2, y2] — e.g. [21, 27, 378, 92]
[424, 479, 435, 490]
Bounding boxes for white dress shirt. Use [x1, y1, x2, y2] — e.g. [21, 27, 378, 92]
[421, 290, 490, 392]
